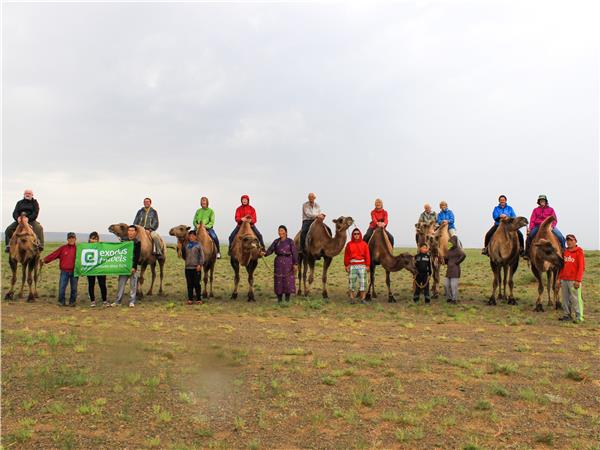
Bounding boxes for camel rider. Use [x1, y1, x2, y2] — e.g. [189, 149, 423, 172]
[5, 189, 44, 252]
[228, 195, 265, 251]
[133, 197, 162, 256]
[300, 192, 325, 251]
[193, 196, 221, 259]
[418, 203, 437, 224]
[437, 201, 456, 237]
[525, 194, 566, 255]
[482, 195, 525, 256]
[363, 198, 394, 246]
[415, 203, 437, 244]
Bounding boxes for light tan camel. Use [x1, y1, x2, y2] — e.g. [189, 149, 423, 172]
[530, 216, 563, 312]
[229, 221, 261, 301]
[5, 215, 41, 302]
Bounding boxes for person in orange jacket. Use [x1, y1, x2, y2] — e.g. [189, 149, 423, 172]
[558, 234, 586, 323]
[228, 195, 265, 251]
[344, 228, 371, 304]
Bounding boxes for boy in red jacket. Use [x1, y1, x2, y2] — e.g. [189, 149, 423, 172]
[558, 234, 585, 323]
[344, 228, 371, 304]
[42, 232, 78, 306]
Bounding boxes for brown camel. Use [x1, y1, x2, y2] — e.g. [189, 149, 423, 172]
[293, 216, 354, 298]
[4, 215, 41, 302]
[108, 223, 166, 298]
[485, 216, 529, 305]
[414, 220, 449, 298]
[229, 221, 261, 301]
[530, 215, 563, 312]
[366, 227, 416, 302]
[169, 223, 217, 298]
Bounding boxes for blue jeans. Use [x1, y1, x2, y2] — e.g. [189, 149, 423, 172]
[58, 271, 78, 304]
[529, 226, 566, 248]
[207, 228, 220, 251]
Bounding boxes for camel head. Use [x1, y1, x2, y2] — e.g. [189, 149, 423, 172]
[501, 216, 528, 231]
[533, 239, 563, 267]
[415, 220, 436, 248]
[332, 216, 354, 234]
[108, 223, 129, 240]
[239, 234, 260, 253]
[395, 253, 417, 275]
[169, 225, 191, 242]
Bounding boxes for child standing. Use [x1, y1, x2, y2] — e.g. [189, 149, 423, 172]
[183, 230, 205, 304]
[444, 235, 466, 304]
[87, 231, 108, 307]
[42, 232, 78, 306]
[558, 234, 585, 323]
[414, 243, 432, 303]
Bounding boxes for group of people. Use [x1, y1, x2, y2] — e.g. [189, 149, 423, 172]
[4, 190, 586, 321]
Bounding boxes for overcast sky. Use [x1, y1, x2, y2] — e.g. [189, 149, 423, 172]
[2, 1, 599, 248]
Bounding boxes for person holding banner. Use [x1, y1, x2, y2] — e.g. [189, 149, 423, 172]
[42, 232, 78, 307]
[86, 231, 108, 307]
[112, 226, 142, 308]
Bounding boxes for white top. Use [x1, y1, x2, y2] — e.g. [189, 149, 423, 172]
[302, 201, 321, 221]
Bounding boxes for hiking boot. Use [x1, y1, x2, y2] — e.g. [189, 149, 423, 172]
[187, 300, 193, 305]
[558, 315, 571, 321]
[68, 302, 76, 307]
[216, 253, 221, 259]
[4, 246, 9, 253]
[129, 302, 135, 308]
[195, 300, 204, 305]
[102, 301, 109, 307]
[425, 299, 431, 304]
[110, 302, 120, 307]
[481, 247, 488, 256]
[519, 250, 526, 257]
[90, 301, 96, 307]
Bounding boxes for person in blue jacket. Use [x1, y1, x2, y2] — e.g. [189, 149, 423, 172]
[482, 195, 525, 256]
[437, 201, 456, 236]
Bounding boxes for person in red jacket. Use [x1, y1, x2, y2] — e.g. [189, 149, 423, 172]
[344, 228, 371, 304]
[228, 195, 265, 251]
[42, 232, 78, 306]
[558, 234, 586, 323]
[362, 198, 395, 246]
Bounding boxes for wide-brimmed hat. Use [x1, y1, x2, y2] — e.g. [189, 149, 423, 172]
[537, 194, 548, 204]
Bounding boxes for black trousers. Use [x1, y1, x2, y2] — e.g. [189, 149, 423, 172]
[185, 269, 201, 300]
[300, 219, 314, 250]
[87, 275, 107, 302]
[413, 274, 430, 301]
[484, 224, 524, 249]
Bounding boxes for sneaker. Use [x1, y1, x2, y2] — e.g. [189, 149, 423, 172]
[187, 300, 193, 305]
[68, 303, 76, 307]
[129, 302, 135, 308]
[90, 301, 96, 307]
[195, 300, 204, 305]
[102, 301, 109, 307]
[216, 253, 221, 259]
[110, 302, 120, 307]
[58, 302, 66, 307]
[558, 315, 572, 321]
[425, 299, 431, 304]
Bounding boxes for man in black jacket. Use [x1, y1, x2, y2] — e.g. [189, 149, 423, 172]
[112, 225, 142, 308]
[5, 189, 44, 252]
[133, 197, 162, 257]
[413, 243, 432, 303]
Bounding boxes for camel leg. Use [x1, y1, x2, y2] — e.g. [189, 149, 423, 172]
[230, 258, 240, 300]
[545, 271, 553, 308]
[386, 270, 395, 303]
[533, 268, 544, 312]
[18, 262, 27, 299]
[365, 264, 375, 300]
[307, 258, 316, 296]
[371, 266, 378, 300]
[146, 262, 156, 296]
[247, 261, 257, 302]
[5, 260, 18, 300]
[507, 267, 515, 305]
[297, 253, 303, 295]
[158, 259, 165, 296]
[209, 264, 215, 298]
[202, 265, 209, 299]
[552, 270, 561, 310]
[500, 265, 508, 301]
[26, 260, 35, 302]
[137, 264, 146, 300]
[431, 262, 440, 299]
[488, 263, 497, 305]
[321, 257, 332, 299]
[33, 257, 41, 298]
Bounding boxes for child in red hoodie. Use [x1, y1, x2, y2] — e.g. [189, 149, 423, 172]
[42, 232, 78, 306]
[558, 234, 585, 323]
[344, 228, 371, 304]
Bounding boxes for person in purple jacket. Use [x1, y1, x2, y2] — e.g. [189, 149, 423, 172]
[263, 225, 298, 303]
[525, 194, 565, 257]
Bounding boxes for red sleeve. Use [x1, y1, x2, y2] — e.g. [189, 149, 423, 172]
[43, 245, 63, 264]
[576, 250, 585, 282]
[234, 206, 242, 225]
[383, 210, 389, 227]
[250, 206, 257, 225]
[344, 244, 351, 266]
[551, 208, 558, 228]
[528, 209, 536, 231]
[370, 210, 377, 228]
[364, 242, 371, 267]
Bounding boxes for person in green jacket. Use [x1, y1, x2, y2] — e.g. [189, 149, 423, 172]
[193, 197, 221, 259]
